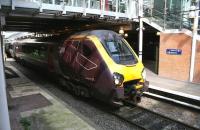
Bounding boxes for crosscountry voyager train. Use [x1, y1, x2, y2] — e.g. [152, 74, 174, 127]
[14, 30, 149, 105]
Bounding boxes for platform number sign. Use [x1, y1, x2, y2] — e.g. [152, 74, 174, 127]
[166, 49, 182, 55]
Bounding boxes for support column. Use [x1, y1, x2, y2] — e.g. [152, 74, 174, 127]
[83, 0, 86, 16]
[138, 0, 143, 61]
[189, 3, 199, 82]
[138, 16, 143, 61]
[100, 0, 105, 17]
[88, 0, 91, 8]
[163, 0, 167, 30]
[115, 0, 119, 19]
[72, 0, 74, 6]
[52, 0, 55, 5]
[0, 14, 11, 130]
[0, 0, 2, 9]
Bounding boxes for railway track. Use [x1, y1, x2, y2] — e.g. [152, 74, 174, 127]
[111, 101, 199, 130]
[143, 89, 200, 111]
[9, 61, 200, 130]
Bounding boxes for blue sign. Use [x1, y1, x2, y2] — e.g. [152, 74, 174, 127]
[166, 49, 182, 55]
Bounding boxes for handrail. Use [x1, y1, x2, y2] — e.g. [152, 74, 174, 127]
[1, 0, 130, 19]
[143, 1, 193, 30]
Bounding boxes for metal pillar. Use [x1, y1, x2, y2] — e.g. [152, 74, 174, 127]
[163, 0, 167, 30]
[52, 0, 55, 5]
[0, 14, 11, 130]
[150, 0, 154, 18]
[83, 0, 86, 16]
[72, 0, 74, 6]
[115, 0, 119, 19]
[88, 0, 91, 8]
[189, 4, 199, 82]
[138, 0, 143, 61]
[139, 17, 143, 61]
[100, 0, 105, 17]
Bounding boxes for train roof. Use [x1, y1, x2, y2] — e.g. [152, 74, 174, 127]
[12, 30, 121, 45]
[71, 30, 121, 39]
[12, 35, 61, 45]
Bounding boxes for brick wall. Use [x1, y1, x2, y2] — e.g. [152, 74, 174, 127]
[159, 33, 192, 81]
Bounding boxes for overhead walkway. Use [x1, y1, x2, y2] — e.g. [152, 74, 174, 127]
[0, 0, 140, 32]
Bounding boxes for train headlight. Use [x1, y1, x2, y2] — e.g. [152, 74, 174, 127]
[142, 69, 146, 80]
[113, 72, 124, 86]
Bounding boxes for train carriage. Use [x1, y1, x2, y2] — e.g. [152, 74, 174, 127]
[15, 30, 149, 105]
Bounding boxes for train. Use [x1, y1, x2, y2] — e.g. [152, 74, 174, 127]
[5, 42, 15, 58]
[13, 30, 149, 105]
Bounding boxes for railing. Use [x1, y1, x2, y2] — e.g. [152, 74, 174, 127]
[1, 0, 134, 19]
[143, 0, 192, 30]
[143, 5, 192, 30]
[2, 0, 195, 31]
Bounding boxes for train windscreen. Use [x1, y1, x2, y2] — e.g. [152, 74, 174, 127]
[93, 31, 138, 65]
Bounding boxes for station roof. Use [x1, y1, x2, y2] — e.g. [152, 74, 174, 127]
[1, 11, 132, 33]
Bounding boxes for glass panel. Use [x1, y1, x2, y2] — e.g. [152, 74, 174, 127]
[16, 0, 36, 2]
[55, 0, 61, 4]
[64, 0, 72, 6]
[118, 0, 127, 13]
[94, 31, 137, 65]
[42, 0, 53, 4]
[74, 0, 84, 7]
[143, 0, 192, 30]
[81, 40, 93, 57]
[71, 41, 80, 49]
[103, 40, 137, 65]
[106, 0, 116, 12]
[167, 0, 182, 12]
[54, 0, 72, 5]
[90, 0, 100, 9]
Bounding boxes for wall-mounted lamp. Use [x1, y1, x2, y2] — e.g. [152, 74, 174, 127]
[156, 32, 160, 36]
[124, 33, 128, 38]
[119, 28, 124, 35]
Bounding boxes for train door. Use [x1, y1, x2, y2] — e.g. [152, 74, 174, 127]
[75, 39, 99, 83]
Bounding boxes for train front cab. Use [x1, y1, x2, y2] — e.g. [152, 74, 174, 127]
[60, 30, 148, 105]
[88, 31, 149, 104]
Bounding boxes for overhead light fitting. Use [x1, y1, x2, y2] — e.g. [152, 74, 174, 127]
[119, 28, 124, 34]
[124, 33, 128, 38]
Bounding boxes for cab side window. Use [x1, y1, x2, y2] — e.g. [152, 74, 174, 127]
[82, 44, 92, 57]
[81, 40, 93, 57]
[71, 40, 80, 50]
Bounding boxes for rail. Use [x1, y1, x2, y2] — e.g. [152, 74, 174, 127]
[112, 101, 199, 130]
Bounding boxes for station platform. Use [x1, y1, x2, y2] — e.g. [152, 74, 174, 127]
[5, 61, 95, 130]
[145, 68, 200, 110]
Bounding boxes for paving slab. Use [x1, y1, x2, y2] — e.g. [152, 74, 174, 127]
[6, 62, 95, 130]
[146, 68, 200, 97]
[144, 67, 200, 110]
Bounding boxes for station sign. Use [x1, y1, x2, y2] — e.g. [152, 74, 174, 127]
[166, 49, 182, 55]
